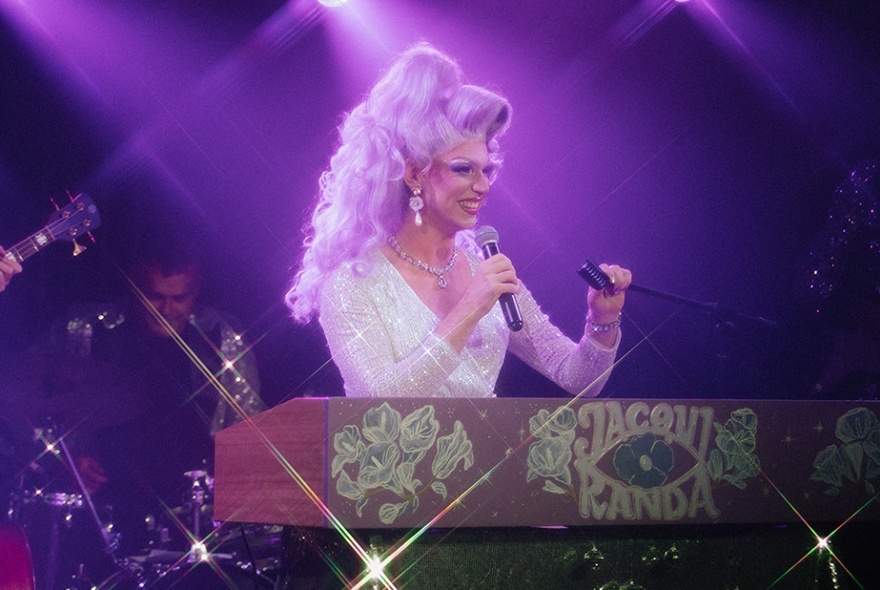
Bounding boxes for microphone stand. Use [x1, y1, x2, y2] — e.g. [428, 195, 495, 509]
[631, 284, 778, 398]
[578, 262, 778, 398]
[624, 283, 778, 330]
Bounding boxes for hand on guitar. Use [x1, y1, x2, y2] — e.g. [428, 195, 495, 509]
[1, 193, 100, 291]
[0, 246, 23, 292]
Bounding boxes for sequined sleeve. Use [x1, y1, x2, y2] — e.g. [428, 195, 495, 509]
[319, 259, 464, 397]
[508, 284, 618, 397]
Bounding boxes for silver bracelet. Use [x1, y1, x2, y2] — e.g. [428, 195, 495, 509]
[587, 315, 621, 334]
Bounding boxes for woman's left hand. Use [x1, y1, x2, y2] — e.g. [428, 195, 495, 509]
[0, 247, 22, 293]
[586, 262, 631, 328]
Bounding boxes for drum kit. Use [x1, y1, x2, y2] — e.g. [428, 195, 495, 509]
[0, 354, 282, 589]
[84, 470, 282, 590]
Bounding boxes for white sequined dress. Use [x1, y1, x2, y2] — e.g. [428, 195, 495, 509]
[319, 248, 618, 397]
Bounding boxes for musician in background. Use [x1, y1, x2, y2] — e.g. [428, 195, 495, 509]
[0, 246, 22, 292]
[49, 236, 266, 563]
[285, 43, 631, 400]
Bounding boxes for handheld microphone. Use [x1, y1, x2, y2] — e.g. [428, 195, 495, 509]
[475, 226, 523, 332]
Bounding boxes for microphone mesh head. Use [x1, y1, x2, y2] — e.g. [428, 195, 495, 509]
[475, 225, 499, 247]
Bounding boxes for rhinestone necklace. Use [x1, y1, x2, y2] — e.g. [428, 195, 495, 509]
[387, 236, 458, 288]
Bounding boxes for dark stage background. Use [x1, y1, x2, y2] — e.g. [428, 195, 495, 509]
[2, 0, 880, 406]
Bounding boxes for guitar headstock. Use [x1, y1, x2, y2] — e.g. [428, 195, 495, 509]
[49, 193, 101, 244]
[6, 193, 102, 263]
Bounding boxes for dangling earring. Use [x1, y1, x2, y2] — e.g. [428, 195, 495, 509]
[409, 187, 424, 227]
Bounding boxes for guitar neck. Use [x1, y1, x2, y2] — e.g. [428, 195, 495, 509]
[5, 194, 100, 264]
[5, 227, 57, 263]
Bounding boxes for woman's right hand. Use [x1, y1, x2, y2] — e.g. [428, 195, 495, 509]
[437, 253, 520, 352]
[462, 253, 520, 318]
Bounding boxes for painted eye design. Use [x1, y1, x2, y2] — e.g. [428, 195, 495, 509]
[612, 433, 675, 489]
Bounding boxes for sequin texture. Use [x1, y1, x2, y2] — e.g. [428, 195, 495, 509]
[319, 249, 619, 397]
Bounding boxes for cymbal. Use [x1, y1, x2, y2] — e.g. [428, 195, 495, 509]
[0, 352, 150, 432]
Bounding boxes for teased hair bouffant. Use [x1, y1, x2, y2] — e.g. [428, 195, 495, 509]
[286, 43, 511, 322]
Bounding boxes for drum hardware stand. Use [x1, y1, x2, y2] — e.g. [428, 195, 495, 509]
[183, 469, 213, 563]
[40, 487, 84, 586]
[144, 512, 173, 550]
[55, 427, 150, 590]
[5, 473, 28, 522]
[64, 563, 96, 590]
[7, 422, 95, 590]
[43, 421, 125, 590]
[52, 426, 119, 558]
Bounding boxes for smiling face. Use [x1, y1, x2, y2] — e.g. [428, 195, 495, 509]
[415, 139, 497, 235]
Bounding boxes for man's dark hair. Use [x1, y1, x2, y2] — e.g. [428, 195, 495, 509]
[127, 231, 204, 285]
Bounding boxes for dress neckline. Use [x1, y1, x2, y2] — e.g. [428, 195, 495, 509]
[376, 247, 478, 322]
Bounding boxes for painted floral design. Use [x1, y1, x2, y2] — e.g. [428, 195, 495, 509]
[613, 433, 674, 489]
[707, 408, 760, 489]
[526, 407, 577, 495]
[331, 402, 473, 524]
[810, 407, 880, 495]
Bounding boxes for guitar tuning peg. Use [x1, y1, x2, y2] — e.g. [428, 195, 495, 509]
[50, 196, 61, 212]
[72, 241, 87, 257]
